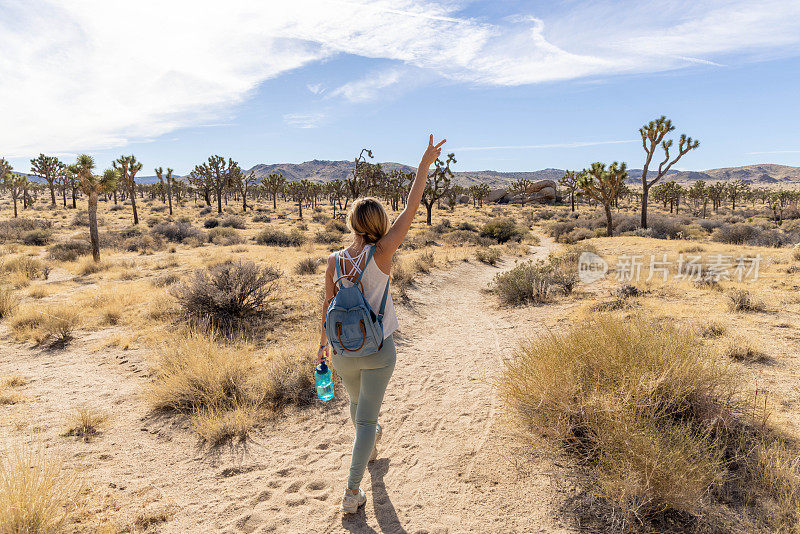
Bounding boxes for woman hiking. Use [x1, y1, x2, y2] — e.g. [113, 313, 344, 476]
[318, 134, 447, 514]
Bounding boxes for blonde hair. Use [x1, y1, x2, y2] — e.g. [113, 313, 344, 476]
[347, 197, 390, 244]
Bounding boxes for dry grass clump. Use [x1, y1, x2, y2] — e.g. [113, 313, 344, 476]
[0, 256, 50, 283]
[64, 407, 108, 441]
[75, 257, 108, 276]
[173, 260, 281, 336]
[0, 286, 19, 319]
[0, 444, 80, 534]
[0, 375, 27, 405]
[724, 337, 770, 364]
[475, 247, 501, 265]
[10, 303, 79, 347]
[700, 321, 726, 338]
[501, 316, 800, 530]
[726, 288, 765, 312]
[146, 328, 316, 445]
[480, 217, 527, 243]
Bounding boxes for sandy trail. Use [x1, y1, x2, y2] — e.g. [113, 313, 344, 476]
[1, 237, 580, 533]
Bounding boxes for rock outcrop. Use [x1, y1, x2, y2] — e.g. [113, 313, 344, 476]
[488, 180, 558, 204]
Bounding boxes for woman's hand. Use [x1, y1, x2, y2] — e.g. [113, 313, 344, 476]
[420, 134, 446, 168]
[317, 344, 329, 364]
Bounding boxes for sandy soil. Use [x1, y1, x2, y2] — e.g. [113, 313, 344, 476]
[1, 235, 591, 533]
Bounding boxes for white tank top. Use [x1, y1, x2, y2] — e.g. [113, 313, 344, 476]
[337, 244, 398, 340]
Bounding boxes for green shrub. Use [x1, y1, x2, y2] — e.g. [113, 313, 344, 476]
[480, 217, 526, 243]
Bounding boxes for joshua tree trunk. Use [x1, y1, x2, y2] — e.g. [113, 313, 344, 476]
[216, 190, 223, 214]
[272, 194, 277, 210]
[12, 196, 18, 218]
[88, 191, 101, 262]
[130, 186, 139, 224]
[167, 183, 173, 216]
[604, 205, 614, 237]
[424, 201, 433, 225]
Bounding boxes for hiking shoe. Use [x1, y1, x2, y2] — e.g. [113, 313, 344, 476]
[369, 423, 382, 462]
[341, 488, 367, 514]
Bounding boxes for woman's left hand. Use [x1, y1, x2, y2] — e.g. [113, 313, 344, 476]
[317, 344, 329, 364]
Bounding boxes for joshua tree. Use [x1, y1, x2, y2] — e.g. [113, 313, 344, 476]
[165, 168, 175, 215]
[30, 154, 62, 207]
[727, 179, 749, 212]
[468, 184, 490, 208]
[194, 155, 241, 214]
[155, 167, 167, 203]
[638, 116, 699, 228]
[2, 159, 26, 218]
[237, 170, 258, 212]
[421, 153, 455, 225]
[285, 180, 307, 219]
[559, 170, 578, 212]
[114, 155, 143, 224]
[347, 148, 385, 206]
[326, 179, 347, 217]
[577, 161, 627, 237]
[688, 180, 709, 218]
[509, 178, 532, 207]
[76, 155, 118, 262]
[261, 172, 285, 210]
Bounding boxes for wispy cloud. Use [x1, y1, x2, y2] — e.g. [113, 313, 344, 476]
[747, 150, 800, 155]
[456, 140, 638, 151]
[306, 83, 326, 95]
[2, 0, 799, 156]
[283, 112, 326, 129]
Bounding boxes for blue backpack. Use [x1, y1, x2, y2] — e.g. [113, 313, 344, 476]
[325, 246, 390, 357]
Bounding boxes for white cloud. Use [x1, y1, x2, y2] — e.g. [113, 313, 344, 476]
[283, 113, 326, 129]
[306, 83, 326, 95]
[2, 0, 800, 156]
[455, 140, 638, 151]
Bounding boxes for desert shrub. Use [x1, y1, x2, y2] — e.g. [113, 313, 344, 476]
[109, 203, 124, 211]
[297, 222, 308, 232]
[492, 260, 557, 306]
[560, 227, 594, 244]
[311, 212, 328, 223]
[646, 215, 685, 239]
[412, 251, 435, 274]
[700, 321, 726, 338]
[480, 217, 526, 243]
[76, 258, 108, 276]
[10, 303, 78, 348]
[0, 218, 51, 242]
[173, 260, 281, 335]
[432, 219, 452, 234]
[220, 215, 246, 229]
[203, 218, 219, 228]
[313, 230, 342, 245]
[71, 211, 104, 227]
[0, 444, 80, 532]
[48, 241, 91, 262]
[501, 317, 800, 529]
[145, 216, 161, 228]
[712, 223, 760, 245]
[252, 214, 271, 223]
[325, 219, 347, 234]
[255, 227, 305, 247]
[295, 257, 322, 275]
[207, 227, 244, 246]
[122, 233, 161, 252]
[726, 289, 765, 312]
[698, 218, 724, 232]
[21, 229, 51, 246]
[444, 229, 483, 245]
[391, 262, 415, 299]
[475, 247, 501, 265]
[151, 221, 204, 243]
[199, 207, 212, 216]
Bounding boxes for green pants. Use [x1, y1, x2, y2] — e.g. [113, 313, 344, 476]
[332, 334, 396, 489]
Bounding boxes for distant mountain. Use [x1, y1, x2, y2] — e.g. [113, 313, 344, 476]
[702, 164, 800, 183]
[246, 160, 414, 183]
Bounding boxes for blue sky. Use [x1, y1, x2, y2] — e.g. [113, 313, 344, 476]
[2, 0, 799, 175]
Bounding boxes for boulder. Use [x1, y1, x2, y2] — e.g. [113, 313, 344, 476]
[489, 180, 557, 204]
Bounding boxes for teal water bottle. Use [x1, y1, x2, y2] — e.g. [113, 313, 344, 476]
[314, 361, 334, 402]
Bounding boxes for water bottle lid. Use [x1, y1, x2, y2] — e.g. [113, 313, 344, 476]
[316, 361, 328, 374]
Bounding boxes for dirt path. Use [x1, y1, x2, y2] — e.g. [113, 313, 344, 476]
[1, 237, 582, 533]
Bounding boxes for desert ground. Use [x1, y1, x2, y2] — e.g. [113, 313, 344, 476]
[2, 187, 800, 533]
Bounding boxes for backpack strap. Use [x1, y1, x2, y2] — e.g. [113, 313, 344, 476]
[354, 245, 376, 284]
[377, 278, 390, 319]
[334, 251, 344, 290]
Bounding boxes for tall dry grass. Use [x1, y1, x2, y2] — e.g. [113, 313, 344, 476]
[0, 444, 80, 534]
[146, 328, 317, 445]
[9, 303, 79, 347]
[501, 315, 800, 530]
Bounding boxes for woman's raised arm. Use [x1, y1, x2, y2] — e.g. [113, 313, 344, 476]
[375, 135, 445, 268]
